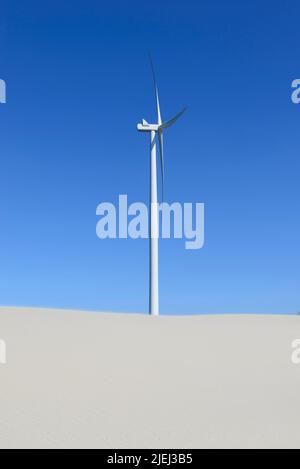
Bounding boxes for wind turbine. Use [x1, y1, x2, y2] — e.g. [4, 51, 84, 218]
[137, 58, 186, 316]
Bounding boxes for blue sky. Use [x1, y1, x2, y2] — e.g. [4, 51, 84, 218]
[0, 0, 299, 314]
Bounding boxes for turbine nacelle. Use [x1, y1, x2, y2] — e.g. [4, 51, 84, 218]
[137, 107, 186, 133]
[137, 120, 159, 132]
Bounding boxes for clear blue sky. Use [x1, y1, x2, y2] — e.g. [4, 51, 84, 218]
[0, 0, 299, 314]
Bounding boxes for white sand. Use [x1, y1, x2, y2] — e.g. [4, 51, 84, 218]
[0, 307, 300, 449]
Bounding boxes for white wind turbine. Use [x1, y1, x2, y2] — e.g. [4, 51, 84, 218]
[137, 58, 186, 316]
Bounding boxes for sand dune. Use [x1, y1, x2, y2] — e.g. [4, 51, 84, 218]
[0, 307, 300, 449]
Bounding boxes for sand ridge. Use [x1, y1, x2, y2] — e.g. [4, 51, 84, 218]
[0, 307, 300, 449]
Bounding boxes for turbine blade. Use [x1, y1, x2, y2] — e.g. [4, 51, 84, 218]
[156, 87, 162, 126]
[149, 54, 162, 125]
[158, 130, 164, 201]
[159, 108, 187, 130]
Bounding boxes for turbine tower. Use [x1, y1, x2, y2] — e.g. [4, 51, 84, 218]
[137, 58, 186, 316]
